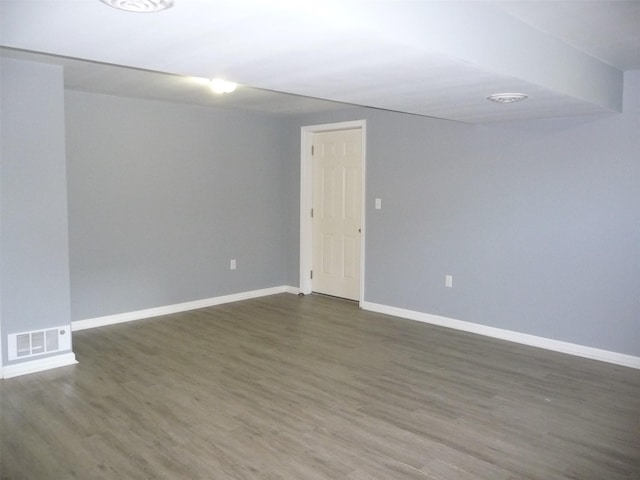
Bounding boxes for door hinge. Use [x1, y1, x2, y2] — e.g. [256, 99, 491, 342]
[311, 145, 315, 156]
[311, 208, 314, 218]
[310, 270, 313, 279]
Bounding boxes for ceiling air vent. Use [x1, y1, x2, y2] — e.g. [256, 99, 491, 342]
[487, 93, 529, 104]
[99, 0, 174, 13]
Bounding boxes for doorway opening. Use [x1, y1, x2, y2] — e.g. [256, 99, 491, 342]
[299, 120, 366, 304]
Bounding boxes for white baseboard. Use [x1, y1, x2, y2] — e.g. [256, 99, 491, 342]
[2, 352, 78, 379]
[361, 301, 640, 370]
[72, 286, 298, 332]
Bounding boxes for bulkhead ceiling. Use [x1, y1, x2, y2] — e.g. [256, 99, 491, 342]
[1, 0, 638, 123]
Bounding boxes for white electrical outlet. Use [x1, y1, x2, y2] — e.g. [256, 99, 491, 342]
[230, 259, 236, 270]
[445, 275, 453, 288]
[375, 198, 382, 209]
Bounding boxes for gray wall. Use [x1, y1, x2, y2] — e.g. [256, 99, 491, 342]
[65, 91, 290, 320]
[287, 72, 640, 356]
[0, 58, 72, 365]
[3, 57, 637, 364]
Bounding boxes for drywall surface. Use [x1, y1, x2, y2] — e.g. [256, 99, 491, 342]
[65, 91, 290, 320]
[0, 58, 72, 365]
[289, 99, 639, 356]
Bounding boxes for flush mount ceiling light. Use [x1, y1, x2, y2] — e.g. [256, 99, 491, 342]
[210, 78, 238, 94]
[99, 0, 174, 13]
[486, 93, 529, 104]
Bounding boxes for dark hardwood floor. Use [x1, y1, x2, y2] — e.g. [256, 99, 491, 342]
[1, 293, 639, 479]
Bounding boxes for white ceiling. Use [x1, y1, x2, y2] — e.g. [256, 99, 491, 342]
[1, 0, 639, 123]
[0, 47, 355, 116]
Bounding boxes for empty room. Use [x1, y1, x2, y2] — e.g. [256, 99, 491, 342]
[1, 1, 639, 479]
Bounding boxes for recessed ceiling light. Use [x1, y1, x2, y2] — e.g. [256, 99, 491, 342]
[486, 93, 528, 104]
[210, 78, 238, 94]
[99, 0, 174, 13]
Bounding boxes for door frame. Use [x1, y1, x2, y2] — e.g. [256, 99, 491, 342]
[299, 120, 367, 304]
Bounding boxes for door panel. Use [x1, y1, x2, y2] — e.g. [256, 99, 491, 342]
[312, 129, 362, 300]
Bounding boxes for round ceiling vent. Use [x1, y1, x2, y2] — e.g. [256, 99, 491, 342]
[486, 93, 529, 104]
[99, 0, 174, 13]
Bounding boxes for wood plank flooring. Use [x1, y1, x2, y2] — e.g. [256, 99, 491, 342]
[1, 293, 639, 479]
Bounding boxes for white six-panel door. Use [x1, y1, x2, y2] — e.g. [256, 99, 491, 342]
[312, 129, 362, 300]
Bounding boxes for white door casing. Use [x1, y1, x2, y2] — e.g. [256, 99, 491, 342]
[300, 120, 366, 302]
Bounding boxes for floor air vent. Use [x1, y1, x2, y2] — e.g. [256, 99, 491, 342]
[8, 326, 71, 361]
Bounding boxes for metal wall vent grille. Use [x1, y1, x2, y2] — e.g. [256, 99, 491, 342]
[8, 326, 71, 361]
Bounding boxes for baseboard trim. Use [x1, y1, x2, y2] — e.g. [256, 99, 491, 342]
[72, 286, 297, 332]
[361, 301, 640, 370]
[2, 352, 78, 379]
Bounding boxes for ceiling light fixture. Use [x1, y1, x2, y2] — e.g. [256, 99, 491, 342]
[210, 78, 238, 94]
[486, 93, 528, 104]
[99, 0, 174, 13]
